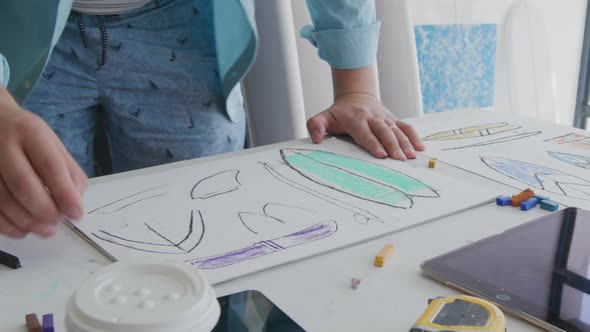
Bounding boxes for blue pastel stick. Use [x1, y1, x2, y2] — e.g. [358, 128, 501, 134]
[520, 197, 538, 211]
[540, 200, 559, 212]
[496, 196, 512, 206]
[534, 194, 550, 204]
[42, 314, 54, 332]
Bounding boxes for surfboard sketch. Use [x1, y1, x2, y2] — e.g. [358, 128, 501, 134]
[87, 185, 169, 214]
[548, 152, 590, 170]
[190, 170, 241, 199]
[261, 162, 385, 224]
[482, 157, 590, 200]
[545, 133, 590, 150]
[239, 203, 319, 235]
[423, 122, 541, 150]
[280, 149, 439, 209]
[424, 122, 519, 140]
[188, 220, 338, 269]
[91, 209, 205, 254]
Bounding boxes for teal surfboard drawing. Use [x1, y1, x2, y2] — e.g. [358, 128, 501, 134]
[280, 149, 438, 209]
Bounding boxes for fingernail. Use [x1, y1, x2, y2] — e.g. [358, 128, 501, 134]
[42, 224, 59, 236]
[416, 141, 425, 150]
[311, 129, 320, 139]
[376, 148, 388, 158]
[393, 150, 406, 161]
[69, 206, 84, 220]
[405, 148, 416, 159]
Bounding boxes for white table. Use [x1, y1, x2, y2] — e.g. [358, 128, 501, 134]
[0, 111, 551, 331]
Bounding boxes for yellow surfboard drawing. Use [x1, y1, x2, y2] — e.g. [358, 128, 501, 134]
[423, 122, 520, 141]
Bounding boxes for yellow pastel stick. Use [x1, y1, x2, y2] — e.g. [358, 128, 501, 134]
[374, 244, 394, 267]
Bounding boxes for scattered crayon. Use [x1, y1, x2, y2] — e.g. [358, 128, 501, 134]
[374, 244, 395, 268]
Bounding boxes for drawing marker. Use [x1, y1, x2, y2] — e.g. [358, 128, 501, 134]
[374, 244, 394, 267]
[0, 250, 21, 269]
[42, 314, 54, 332]
[25, 313, 41, 332]
[520, 197, 538, 211]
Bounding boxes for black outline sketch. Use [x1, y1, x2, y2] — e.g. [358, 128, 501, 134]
[441, 131, 541, 151]
[88, 185, 169, 214]
[188, 220, 338, 269]
[238, 203, 318, 234]
[91, 209, 205, 254]
[190, 170, 241, 199]
[261, 162, 385, 224]
[481, 157, 590, 201]
[544, 133, 590, 150]
[422, 122, 541, 150]
[424, 122, 518, 140]
[548, 151, 590, 170]
[280, 149, 439, 210]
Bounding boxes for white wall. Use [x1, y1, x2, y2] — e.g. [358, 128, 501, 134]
[289, 1, 334, 120]
[292, 0, 587, 125]
[245, 0, 587, 147]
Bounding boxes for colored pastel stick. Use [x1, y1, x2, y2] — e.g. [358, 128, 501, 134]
[25, 313, 41, 332]
[428, 159, 437, 168]
[534, 194, 550, 202]
[512, 188, 534, 207]
[496, 196, 512, 206]
[540, 200, 559, 212]
[374, 244, 395, 267]
[42, 314, 53, 332]
[521, 197, 538, 211]
[351, 278, 361, 290]
[0, 250, 21, 269]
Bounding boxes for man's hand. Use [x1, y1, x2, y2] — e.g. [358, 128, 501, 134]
[307, 92, 424, 160]
[0, 87, 87, 238]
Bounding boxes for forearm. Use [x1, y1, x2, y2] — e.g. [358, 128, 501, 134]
[332, 64, 379, 100]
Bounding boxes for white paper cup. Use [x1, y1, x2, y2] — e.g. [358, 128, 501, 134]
[65, 260, 220, 332]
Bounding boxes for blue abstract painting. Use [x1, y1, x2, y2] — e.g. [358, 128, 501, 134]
[415, 24, 497, 113]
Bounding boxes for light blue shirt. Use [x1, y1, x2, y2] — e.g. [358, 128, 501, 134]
[0, 0, 380, 107]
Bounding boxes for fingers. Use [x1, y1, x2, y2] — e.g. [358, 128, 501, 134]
[0, 145, 61, 224]
[23, 132, 84, 221]
[0, 213, 27, 239]
[0, 179, 33, 231]
[396, 120, 425, 151]
[347, 121, 388, 159]
[56, 136, 88, 197]
[369, 119, 406, 160]
[306, 112, 332, 144]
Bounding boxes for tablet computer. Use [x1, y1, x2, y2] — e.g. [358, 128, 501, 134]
[422, 207, 590, 332]
[213, 290, 305, 331]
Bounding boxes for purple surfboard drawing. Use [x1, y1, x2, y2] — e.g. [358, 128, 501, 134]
[188, 221, 338, 269]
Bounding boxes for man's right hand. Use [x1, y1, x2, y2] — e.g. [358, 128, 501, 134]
[0, 87, 87, 238]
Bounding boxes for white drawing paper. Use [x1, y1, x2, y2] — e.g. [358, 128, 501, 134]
[72, 138, 498, 285]
[412, 109, 590, 209]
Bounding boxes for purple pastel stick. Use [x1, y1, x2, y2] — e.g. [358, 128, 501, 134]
[189, 221, 337, 269]
[42, 314, 54, 332]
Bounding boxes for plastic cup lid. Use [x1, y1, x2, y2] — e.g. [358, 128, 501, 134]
[65, 260, 220, 332]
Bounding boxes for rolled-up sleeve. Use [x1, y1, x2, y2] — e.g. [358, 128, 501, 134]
[0, 53, 9, 87]
[301, 0, 380, 69]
